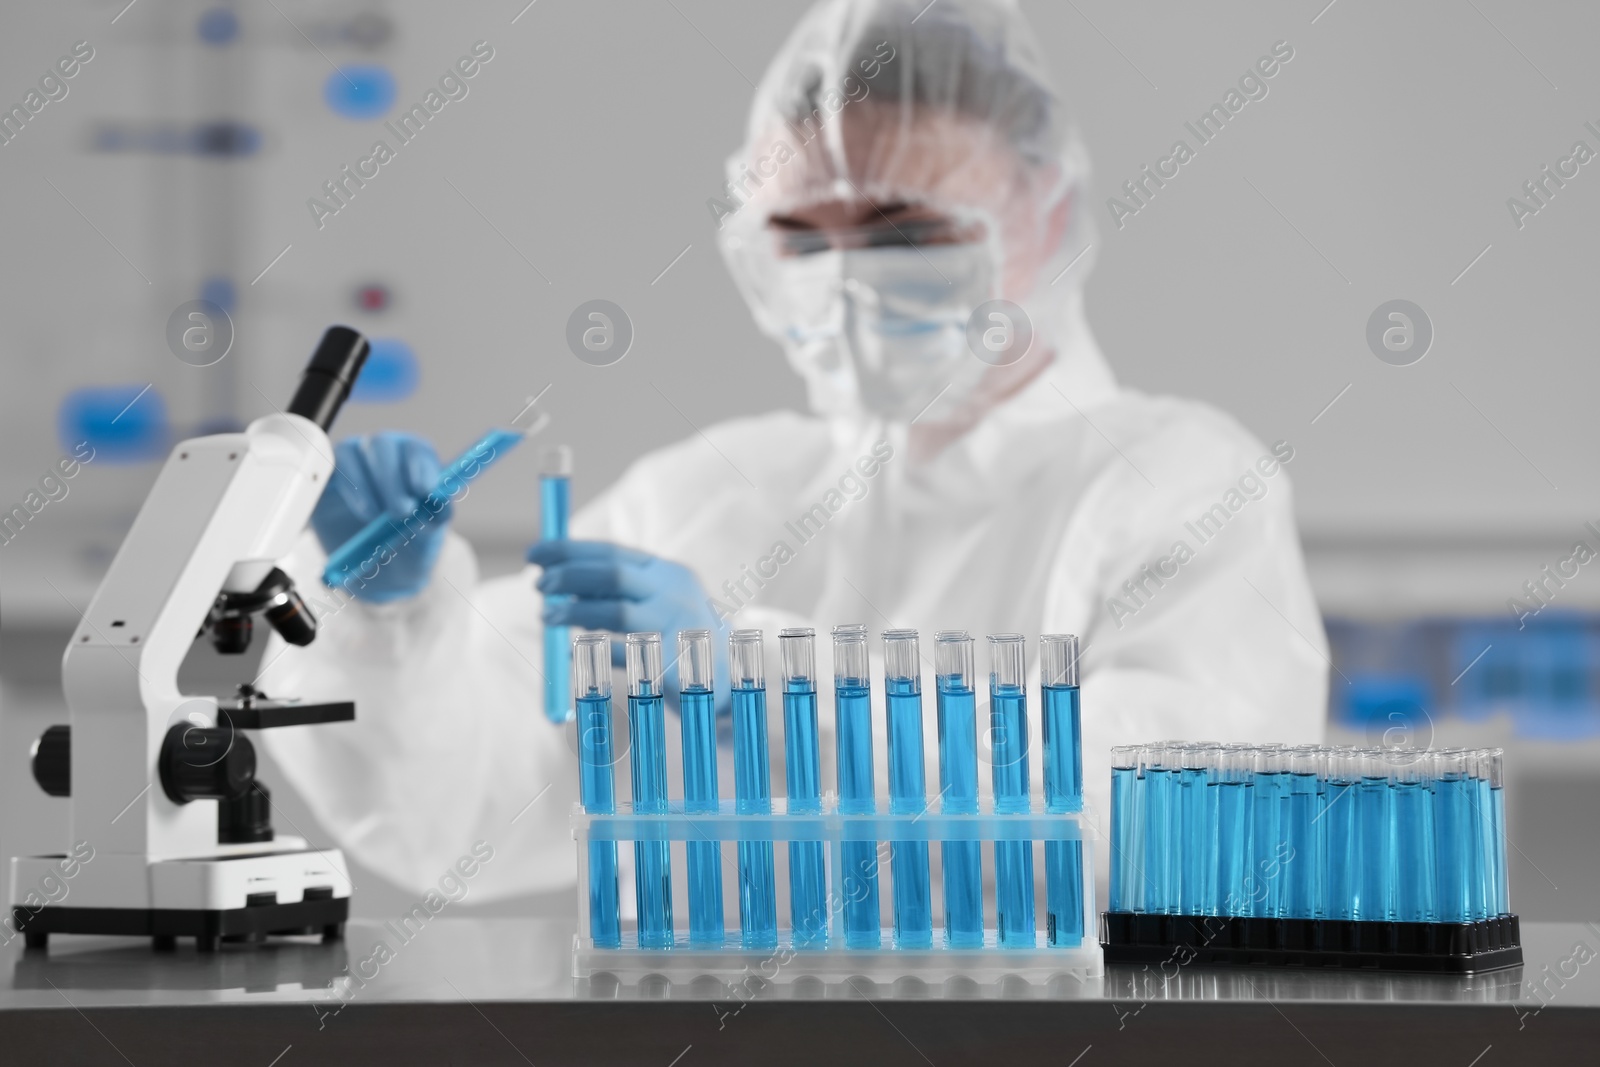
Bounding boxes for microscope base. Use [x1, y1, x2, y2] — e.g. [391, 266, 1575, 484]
[9, 845, 352, 952]
[12, 894, 349, 952]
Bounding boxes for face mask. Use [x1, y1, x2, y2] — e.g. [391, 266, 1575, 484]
[771, 243, 997, 423]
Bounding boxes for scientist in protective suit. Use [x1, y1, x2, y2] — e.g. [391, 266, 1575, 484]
[260, 0, 1327, 903]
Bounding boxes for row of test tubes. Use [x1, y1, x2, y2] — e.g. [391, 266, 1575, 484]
[572, 627, 1087, 951]
[1109, 743, 1511, 924]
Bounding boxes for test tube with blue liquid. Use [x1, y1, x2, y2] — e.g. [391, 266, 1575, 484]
[1040, 634, 1084, 947]
[833, 623, 880, 948]
[781, 628, 827, 947]
[1213, 745, 1252, 916]
[1176, 744, 1216, 917]
[988, 633, 1035, 946]
[573, 631, 620, 947]
[678, 629, 723, 946]
[935, 631, 983, 947]
[883, 629, 932, 949]
[1355, 749, 1393, 921]
[1251, 745, 1287, 917]
[1470, 748, 1496, 921]
[1109, 745, 1143, 914]
[1488, 749, 1510, 916]
[323, 423, 530, 593]
[1323, 748, 1359, 920]
[730, 629, 777, 950]
[1431, 749, 1474, 923]
[626, 632, 673, 947]
[1390, 750, 1436, 922]
[539, 446, 573, 724]
[1284, 746, 1325, 919]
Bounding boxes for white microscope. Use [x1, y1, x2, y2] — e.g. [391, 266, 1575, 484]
[10, 327, 369, 952]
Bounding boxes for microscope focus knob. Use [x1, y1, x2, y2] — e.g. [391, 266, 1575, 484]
[31, 725, 71, 797]
[159, 724, 256, 804]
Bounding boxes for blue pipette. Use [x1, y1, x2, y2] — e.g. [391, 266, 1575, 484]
[322, 425, 528, 592]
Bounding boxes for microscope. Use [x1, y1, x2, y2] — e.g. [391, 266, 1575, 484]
[10, 327, 369, 952]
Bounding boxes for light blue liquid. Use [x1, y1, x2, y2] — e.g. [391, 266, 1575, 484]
[576, 694, 619, 947]
[989, 684, 1034, 945]
[1473, 775, 1494, 921]
[1433, 774, 1474, 923]
[1143, 767, 1179, 915]
[885, 678, 932, 948]
[783, 681, 827, 947]
[1178, 766, 1213, 916]
[539, 475, 572, 724]
[1042, 684, 1083, 946]
[1355, 775, 1392, 921]
[1251, 771, 1285, 918]
[679, 687, 722, 946]
[1284, 771, 1321, 919]
[835, 682, 880, 948]
[1392, 779, 1436, 922]
[936, 678, 983, 947]
[628, 690, 673, 947]
[1323, 778, 1357, 920]
[1214, 779, 1252, 916]
[731, 684, 777, 950]
[1491, 785, 1509, 916]
[1109, 766, 1142, 913]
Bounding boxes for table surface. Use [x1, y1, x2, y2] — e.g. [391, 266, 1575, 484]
[2, 918, 1596, 1065]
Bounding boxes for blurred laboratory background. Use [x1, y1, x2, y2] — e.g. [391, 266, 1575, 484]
[1, 0, 1596, 921]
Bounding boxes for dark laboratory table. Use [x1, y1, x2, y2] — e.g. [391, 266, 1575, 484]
[2, 918, 1596, 1065]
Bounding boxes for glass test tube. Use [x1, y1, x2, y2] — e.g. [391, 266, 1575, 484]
[1487, 748, 1509, 916]
[834, 623, 881, 948]
[1324, 748, 1359, 921]
[1040, 634, 1084, 946]
[883, 629, 932, 949]
[573, 632, 620, 947]
[988, 633, 1035, 945]
[1109, 745, 1142, 914]
[1251, 745, 1287, 918]
[626, 632, 674, 947]
[1355, 749, 1394, 921]
[935, 631, 983, 946]
[1284, 746, 1324, 919]
[678, 629, 723, 946]
[1214, 745, 1253, 916]
[538, 446, 573, 724]
[1470, 748, 1495, 921]
[1431, 749, 1472, 923]
[1179, 743, 1219, 917]
[781, 628, 827, 947]
[1390, 750, 1436, 922]
[730, 629, 777, 949]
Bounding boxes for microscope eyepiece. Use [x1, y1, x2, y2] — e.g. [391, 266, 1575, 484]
[287, 325, 369, 431]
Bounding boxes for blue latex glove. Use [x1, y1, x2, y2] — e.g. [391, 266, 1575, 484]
[313, 432, 453, 604]
[527, 540, 727, 694]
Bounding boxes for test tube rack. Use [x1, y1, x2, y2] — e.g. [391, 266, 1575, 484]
[571, 801, 1100, 982]
[1098, 741, 1523, 974]
[569, 626, 1099, 983]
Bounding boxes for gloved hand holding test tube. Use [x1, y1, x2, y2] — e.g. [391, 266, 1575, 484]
[320, 402, 549, 593]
